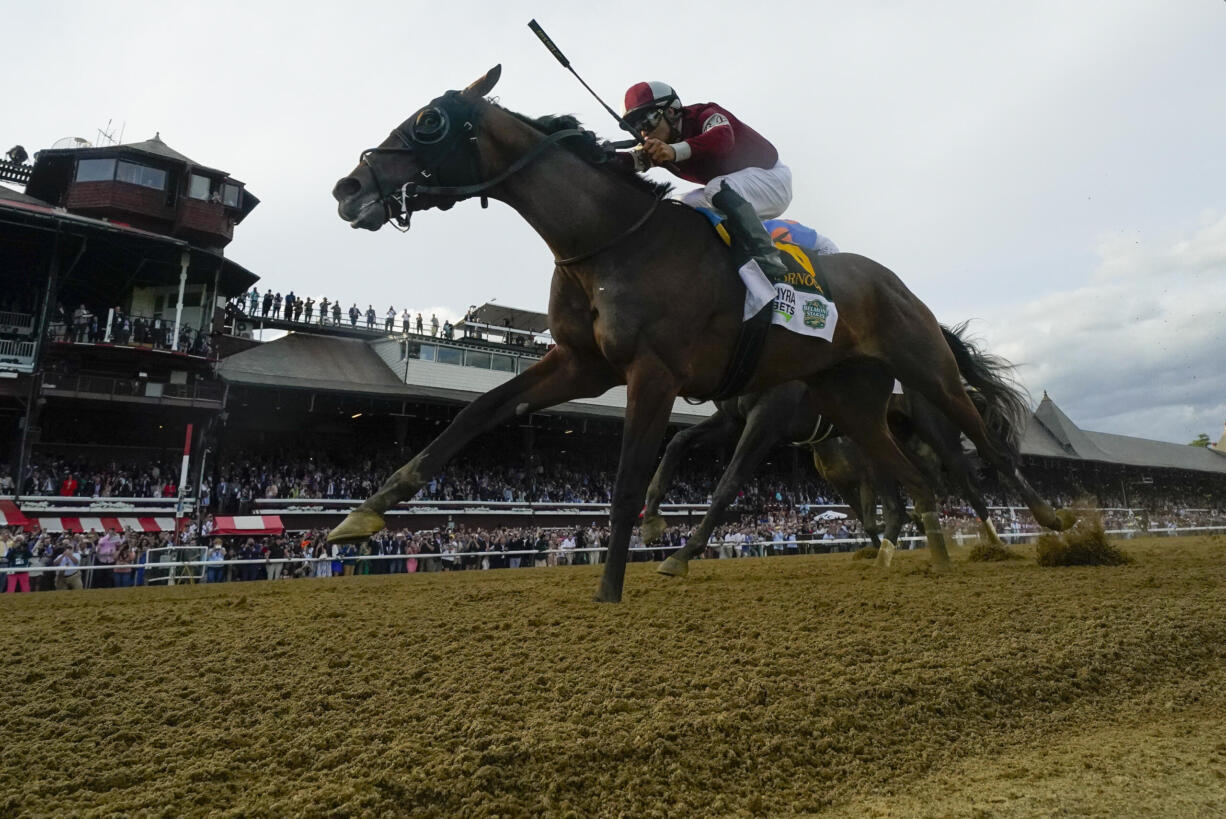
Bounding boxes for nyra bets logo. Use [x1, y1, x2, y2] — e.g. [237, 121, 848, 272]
[774, 285, 796, 321]
[802, 298, 829, 329]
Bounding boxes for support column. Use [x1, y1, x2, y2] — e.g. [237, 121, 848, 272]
[172, 250, 189, 351]
[13, 227, 64, 501]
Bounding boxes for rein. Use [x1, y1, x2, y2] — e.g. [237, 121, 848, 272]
[358, 91, 663, 260]
[552, 194, 664, 266]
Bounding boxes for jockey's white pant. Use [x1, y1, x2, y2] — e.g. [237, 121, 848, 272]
[680, 162, 792, 220]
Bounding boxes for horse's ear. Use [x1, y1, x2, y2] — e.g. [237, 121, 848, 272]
[463, 64, 501, 99]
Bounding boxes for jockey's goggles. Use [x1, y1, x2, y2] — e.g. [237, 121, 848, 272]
[626, 107, 667, 132]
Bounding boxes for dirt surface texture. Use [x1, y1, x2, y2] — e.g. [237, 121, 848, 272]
[4, 535, 1226, 817]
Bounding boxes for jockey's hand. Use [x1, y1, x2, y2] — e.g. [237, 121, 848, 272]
[642, 137, 676, 166]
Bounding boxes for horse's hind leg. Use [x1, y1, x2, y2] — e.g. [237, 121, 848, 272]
[658, 399, 792, 577]
[854, 482, 883, 549]
[878, 481, 905, 546]
[328, 348, 615, 543]
[809, 368, 952, 571]
[925, 384, 1066, 531]
[812, 441, 880, 547]
[641, 410, 742, 545]
[934, 445, 1006, 547]
[890, 340, 1068, 532]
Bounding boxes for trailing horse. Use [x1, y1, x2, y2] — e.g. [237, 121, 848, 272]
[329, 65, 1069, 602]
[641, 323, 1019, 575]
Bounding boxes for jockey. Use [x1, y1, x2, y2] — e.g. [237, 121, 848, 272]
[620, 80, 792, 278]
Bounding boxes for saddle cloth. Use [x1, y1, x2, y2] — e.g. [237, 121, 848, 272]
[696, 208, 839, 342]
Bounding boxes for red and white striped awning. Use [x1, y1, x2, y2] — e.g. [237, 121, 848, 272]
[30, 516, 176, 534]
[0, 500, 31, 527]
[211, 515, 284, 536]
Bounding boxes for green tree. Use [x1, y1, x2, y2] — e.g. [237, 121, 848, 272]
[1189, 433, 1211, 447]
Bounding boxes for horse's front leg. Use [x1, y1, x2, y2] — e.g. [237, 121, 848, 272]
[596, 357, 680, 603]
[328, 348, 616, 543]
[640, 411, 740, 544]
[658, 407, 784, 577]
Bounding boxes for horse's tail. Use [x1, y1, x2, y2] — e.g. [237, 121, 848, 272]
[941, 322, 1030, 460]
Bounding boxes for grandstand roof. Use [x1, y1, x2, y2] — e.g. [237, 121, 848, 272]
[0, 192, 259, 294]
[460, 302, 550, 333]
[217, 333, 410, 395]
[1021, 394, 1226, 474]
[0, 184, 49, 207]
[216, 332, 715, 424]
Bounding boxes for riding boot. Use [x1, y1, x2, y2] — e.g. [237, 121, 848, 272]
[711, 181, 789, 280]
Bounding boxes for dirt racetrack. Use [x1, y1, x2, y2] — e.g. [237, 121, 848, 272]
[4, 535, 1226, 817]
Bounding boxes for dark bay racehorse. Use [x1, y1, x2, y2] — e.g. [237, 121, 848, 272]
[641, 324, 1019, 574]
[329, 65, 1069, 602]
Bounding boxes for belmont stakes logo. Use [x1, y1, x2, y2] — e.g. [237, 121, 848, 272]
[802, 297, 829, 329]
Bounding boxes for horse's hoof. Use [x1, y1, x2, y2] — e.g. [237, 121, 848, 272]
[931, 553, 952, 573]
[1055, 508, 1078, 531]
[657, 556, 689, 578]
[328, 509, 385, 543]
[640, 514, 667, 544]
[980, 518, 1005, 547]
[875, 539, 896, 569]
[593, 585, 623, 604]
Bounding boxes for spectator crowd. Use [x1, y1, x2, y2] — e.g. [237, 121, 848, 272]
[48, 302, 212, 357]
[229, 287, 446, 339]
[7, 497, 1223, 596]
[14, 446, 1226, 522]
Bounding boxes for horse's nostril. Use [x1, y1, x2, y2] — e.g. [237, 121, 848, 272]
[333, 177, 361, 201]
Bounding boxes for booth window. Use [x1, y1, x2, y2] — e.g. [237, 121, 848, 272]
[116, 161, 167, 190]
[188, 174, 212, 200]
[75, 158, 116, 182]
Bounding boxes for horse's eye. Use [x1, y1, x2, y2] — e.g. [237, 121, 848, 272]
[414, 108, 447, 142]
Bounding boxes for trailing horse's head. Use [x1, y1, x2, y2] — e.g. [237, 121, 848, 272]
[332, 65, 502, 231]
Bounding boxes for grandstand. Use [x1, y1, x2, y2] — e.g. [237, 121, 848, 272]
[2, 134, 1223, 535]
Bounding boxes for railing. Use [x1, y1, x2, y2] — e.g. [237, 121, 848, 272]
[0, 337, 35, 368]
[0, 158, 31, 185]
[0, 310, 35, 336]
[6, 525, 1225, 582]
[254, 498, 724, 519]
[255, 499, 711, 510]
[7, 496, 191, 515]
[40, 372, 225, 404]
[49, 309, 214, 358]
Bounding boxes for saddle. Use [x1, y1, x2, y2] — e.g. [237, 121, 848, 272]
[696, 209, 834, 298]
[692, 209, 834, 402]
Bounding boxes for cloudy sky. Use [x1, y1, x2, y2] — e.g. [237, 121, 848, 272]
[11, 0, 1225, 444]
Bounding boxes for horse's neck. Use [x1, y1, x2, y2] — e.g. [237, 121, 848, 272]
[484, 120, 655, 263]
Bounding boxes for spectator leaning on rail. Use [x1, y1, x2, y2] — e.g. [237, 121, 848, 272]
[205, 540, 226, 583]
[94, 528, 119, 588]
[5, 533, 33, 593]
[54, 542, 83, 591]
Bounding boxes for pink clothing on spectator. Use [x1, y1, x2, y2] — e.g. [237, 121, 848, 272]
[96, 535, 118, 565]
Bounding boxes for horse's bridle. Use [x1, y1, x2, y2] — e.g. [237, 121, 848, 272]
[356, 90, 664, 261]
[359, 90, 588, 232]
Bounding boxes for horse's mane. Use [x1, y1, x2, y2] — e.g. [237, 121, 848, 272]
[502, 108, 673, 199]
